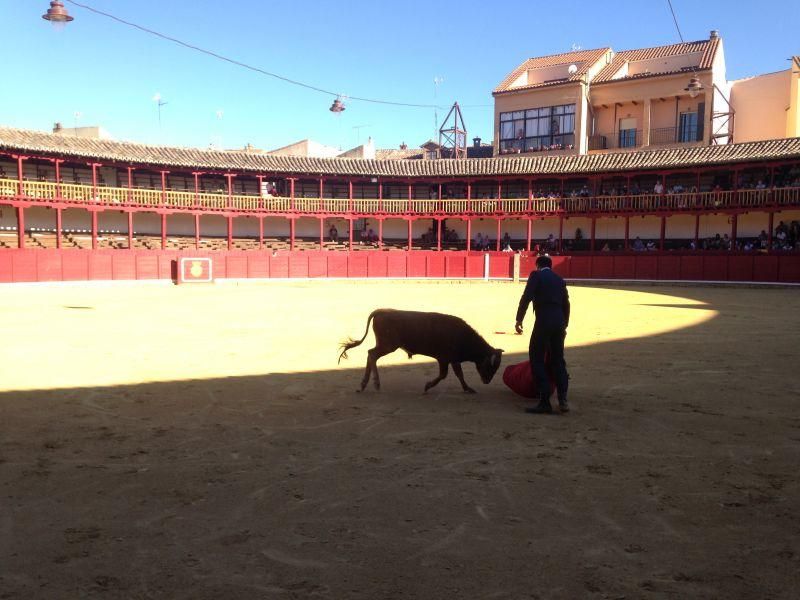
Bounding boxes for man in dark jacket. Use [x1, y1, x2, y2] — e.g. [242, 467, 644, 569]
[514, 255, 571, 414]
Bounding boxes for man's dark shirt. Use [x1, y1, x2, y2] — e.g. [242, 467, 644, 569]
[516, 267, 571, 329]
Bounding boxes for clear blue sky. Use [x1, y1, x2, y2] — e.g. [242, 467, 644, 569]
[2, 0, 798, 152]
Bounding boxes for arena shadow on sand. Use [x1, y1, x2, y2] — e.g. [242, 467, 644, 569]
[1, 286, 798, 599]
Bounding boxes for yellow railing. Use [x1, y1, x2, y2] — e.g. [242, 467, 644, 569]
[1, 177, 799, 216]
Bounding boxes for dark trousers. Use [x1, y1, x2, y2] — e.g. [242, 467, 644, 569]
[529, 325, 569, 402]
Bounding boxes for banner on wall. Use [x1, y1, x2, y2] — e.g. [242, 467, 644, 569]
[178, 257, 213, 283]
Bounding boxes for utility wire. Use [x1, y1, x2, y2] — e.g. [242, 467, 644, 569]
[64, 0, 442, 109]
[665, 0, 685, 42]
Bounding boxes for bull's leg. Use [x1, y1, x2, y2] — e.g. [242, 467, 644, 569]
[424, 360, 449, 393]
[452, 362, 476, 394]
[359, 345, 395, 392]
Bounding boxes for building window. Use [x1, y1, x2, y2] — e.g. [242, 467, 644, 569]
[499, 104, 575, 152]
[678, 112, 698, 143]
[425, 150, 438, 160]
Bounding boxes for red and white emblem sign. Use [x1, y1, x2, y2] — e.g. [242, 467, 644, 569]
[179, 257, 213, 283]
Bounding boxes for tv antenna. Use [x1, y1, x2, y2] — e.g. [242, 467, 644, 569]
[152, 92, 168, 130]
[433, 76, 444, 137]
[352, 124, 371, 144]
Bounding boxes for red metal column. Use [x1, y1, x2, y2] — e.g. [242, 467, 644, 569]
[378, 218, 383, 249]
[407, 182, 413, 213]
[160, 170, 168, 207]
[624, 216, 630, 250]
[659, 216, 666, 251]
[92, 210, 99, 250]
[438, 183, 443, 212]
[466, 181, 472, 213]
[497, 182, 502, 211]
[127, 167, 134, 204]
[495, 219, 501, 252]
[407, 219, 412, 251]
[378, 180, 383, 213]
[194, 213, 200, 250]
[257, 175, 264, 209]
[90, 163, 100, 202]
[225, 174, 235, 209]
[258, 217, 264, 250]
[436, 218, 442, 251]
[290, 218, 296, 251]
[55, 207, 62, 249]
[192, 172, 201, 208]
[590, 217, 596, 252]
[161, 213, 167, 250]
[319, 177, 325, 212]
[558, 216, 564, 252]
[16, 206, 24, 248]
[466, 218, 472, 251]
[289, 178, 296, 211]
[349, 218, 354, 251]
[227, 216, 233, 250]
[127, 212, 133, 249]
[54, 159, 63, 199]
[16, 155, 26, 197]
[731, 214, 738, 249]
[348, 180, 354, 213]
[526, 218, 532, 251]
[319, 218, 324, 249]
[527, 179, 533, 212]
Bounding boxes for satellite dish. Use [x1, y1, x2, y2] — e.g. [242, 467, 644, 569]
[568, 64, 578, 75]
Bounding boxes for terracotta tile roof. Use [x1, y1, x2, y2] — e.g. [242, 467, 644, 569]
[0, 126, 798, 178]
[493, 47, 611, 94]
[374, 148, 423, 160]
[592, 38, 720, 84]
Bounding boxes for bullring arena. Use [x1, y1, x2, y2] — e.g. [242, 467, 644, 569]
[1, 278, 799, 599]
[2, 103, 800, 599]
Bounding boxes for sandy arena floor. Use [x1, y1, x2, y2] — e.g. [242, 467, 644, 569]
[0, 280, 798, 599]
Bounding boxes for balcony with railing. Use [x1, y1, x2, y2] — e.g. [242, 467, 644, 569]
[2, 177, 799, 217]
[588, 130, 643, 151]
[649, 126, 699, 146]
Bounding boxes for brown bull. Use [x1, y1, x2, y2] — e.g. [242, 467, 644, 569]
[338, 309, 504, 393]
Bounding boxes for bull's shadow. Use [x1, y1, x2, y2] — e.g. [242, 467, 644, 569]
[1, 286, 797, 600]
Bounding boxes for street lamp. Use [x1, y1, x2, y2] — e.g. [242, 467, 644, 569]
[684, 75, 703, 98]
[329, 98, 346, 113]
[41, 1, 74, 24]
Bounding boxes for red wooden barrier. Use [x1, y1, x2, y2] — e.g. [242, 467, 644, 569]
[0, 249, 798, 284]
[592, 255, 614, 279]
[657, 256, 681, 280]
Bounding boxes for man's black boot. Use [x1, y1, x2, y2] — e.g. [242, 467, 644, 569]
[525, 397, 552, 414]
[558, 396, 570, 413]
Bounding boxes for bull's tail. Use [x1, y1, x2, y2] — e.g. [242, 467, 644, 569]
[338, 310, 378, 364]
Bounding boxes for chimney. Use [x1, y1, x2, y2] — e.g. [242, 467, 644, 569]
[710, 30, 719, 39]
[53, 122, 63, 133]
[400, 142, 408, 150]
[473, 136, 482, 148]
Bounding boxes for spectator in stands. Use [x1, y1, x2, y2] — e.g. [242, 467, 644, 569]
[367, 228, 377, 244]
[601, 242, 611, 252]
[646, 240, 656, 251]
[502, 232, 511, 248]
[474, 232, 483, 250]
[654, 181, 664, 195]
[546, 233, 556, 251]
[632, 236, 645, 251]
[756, 180, 766, 190]
[575, 228, 583, 241]
[329, 224, 339, 243]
